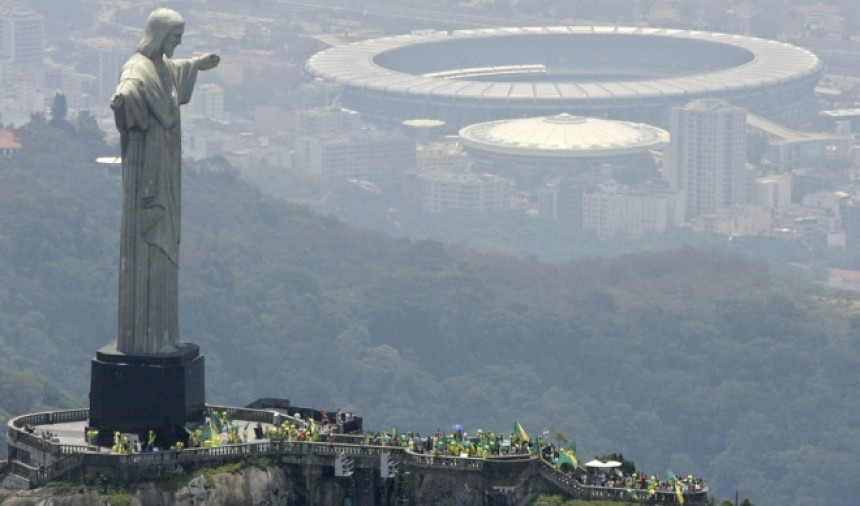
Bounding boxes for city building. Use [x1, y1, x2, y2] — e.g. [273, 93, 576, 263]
[534, 174, 602, 225]
[293, 129, 416, 183]
[416, 139, 470, 173]
[842, 200, 860, 268]
[666, 99, 751, 220]
[192, 83, 227, 122]
[747, 113, 854, 173]
[791, 167, 852, 204]
[74, 37, 129, 115]
[0, 128, 21, 157]
[408, 170, 515, 215]
[291, 106, 416, 184]
[581, 182, 686, 239]
[692, 205, 772, 237]
[295, 107, 362, 138]
[755, 174, 792, 210]
[0, 11, 45, 85]
[797, 191, 849, 247]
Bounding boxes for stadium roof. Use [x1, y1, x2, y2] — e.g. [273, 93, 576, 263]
[459, 114, 670, 158]
[305, 26, 823, 106]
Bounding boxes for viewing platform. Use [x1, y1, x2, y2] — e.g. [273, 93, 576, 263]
[3, 407, 709, 505]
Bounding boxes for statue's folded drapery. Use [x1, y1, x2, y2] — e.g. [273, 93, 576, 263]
[113, 51, 201, 354]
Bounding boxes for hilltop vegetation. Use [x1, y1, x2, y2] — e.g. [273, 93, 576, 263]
[2, 119, 860, 505]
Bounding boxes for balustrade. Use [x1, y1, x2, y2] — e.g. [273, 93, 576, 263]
[4, 408, 708, 504]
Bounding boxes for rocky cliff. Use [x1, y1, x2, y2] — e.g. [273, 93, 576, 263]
[0, 466, 294, 506]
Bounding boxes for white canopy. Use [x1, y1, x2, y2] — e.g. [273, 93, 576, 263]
[584, 459, 622, 468]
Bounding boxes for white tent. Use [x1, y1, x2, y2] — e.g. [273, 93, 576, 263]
[584, 459, 623, 468]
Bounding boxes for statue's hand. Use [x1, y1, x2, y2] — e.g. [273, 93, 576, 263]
[110, 92, 123, 110]
[198, 53, 220, 71]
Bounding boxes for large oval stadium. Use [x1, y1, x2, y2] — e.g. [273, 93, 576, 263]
[305, 26, 824, 127]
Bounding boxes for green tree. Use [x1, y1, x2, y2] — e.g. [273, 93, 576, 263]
[50, 92, 68, 125]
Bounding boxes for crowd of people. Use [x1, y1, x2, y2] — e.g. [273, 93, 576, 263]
[90, 409, 704, 501]
[573, 469, 706, 500]
[359, 426, 536, 459]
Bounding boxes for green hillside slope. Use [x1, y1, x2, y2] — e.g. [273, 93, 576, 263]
[1, 119, 859, 505]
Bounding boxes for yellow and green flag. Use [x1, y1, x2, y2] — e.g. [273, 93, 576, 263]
[557, 448, 579, 469]
[667, 470, 683, 505]
[210, 417, 222, 446]
[514, 421, 529, 442]
[674, 481, 684, 505]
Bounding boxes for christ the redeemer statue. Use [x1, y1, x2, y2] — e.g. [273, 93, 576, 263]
[111, 8, 219, 354]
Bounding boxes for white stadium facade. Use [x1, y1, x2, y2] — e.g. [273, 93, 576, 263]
[305, 26, 825, 128]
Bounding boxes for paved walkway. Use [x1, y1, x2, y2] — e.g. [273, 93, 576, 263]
[27, 419, 282, 451]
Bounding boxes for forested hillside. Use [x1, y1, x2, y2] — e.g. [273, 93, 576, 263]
[2, 118, 860, 505]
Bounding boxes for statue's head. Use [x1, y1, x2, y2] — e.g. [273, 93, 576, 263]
[137, 8, 185, 59]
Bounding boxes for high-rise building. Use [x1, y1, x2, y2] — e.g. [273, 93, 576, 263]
[842, 200, 860, 269]
[666, 99, 750, 220]
[0, 12, 45, 85]
[75, 37, 128, 114]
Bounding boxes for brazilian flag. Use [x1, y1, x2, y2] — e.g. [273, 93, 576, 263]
[674, 481, 685, 505]
[556, 450, 578, 469]
[666, 470, 683, 505]
[514, 421, 529, 442]
[210, 413, 223, 433]
[562, 448, 579, 469]
[200, 423, 212, 443]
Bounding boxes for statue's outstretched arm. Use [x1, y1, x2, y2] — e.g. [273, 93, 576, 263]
[196, 53, 220, 71]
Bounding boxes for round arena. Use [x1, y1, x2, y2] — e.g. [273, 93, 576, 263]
[305, 26, 824, 127]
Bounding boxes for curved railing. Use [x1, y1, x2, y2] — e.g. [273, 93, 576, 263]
[7, 409, 95, 458]
[404, 450, 485, 470]
[10, 409, 90, 428]
[5, 408, 708, 504]
[537, 459, 710, 505]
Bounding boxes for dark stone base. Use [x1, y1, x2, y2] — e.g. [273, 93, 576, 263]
[88, 342, 205, 448]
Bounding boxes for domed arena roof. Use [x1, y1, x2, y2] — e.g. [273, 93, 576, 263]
[458, 114, 669, 159]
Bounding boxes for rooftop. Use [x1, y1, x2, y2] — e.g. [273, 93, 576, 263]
[459, 114, 669, 159]
[306, 25, 823, 104]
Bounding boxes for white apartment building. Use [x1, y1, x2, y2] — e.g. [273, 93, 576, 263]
[0, 12, 44, 88]
[693, 206, 772, 237]
[581, 183, 686, 239]
[411, 171, 514, 215]
[755, 174, 792, 210]
[666, 99, 750, 220]
[293, 130, 416, 182]
[296, 107, 362, 138]
[193, 83, 226, 122]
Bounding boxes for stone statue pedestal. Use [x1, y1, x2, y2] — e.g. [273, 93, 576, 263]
[88, 343, 205, 447]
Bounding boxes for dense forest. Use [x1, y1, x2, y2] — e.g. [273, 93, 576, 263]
[2, 117, 860, 505]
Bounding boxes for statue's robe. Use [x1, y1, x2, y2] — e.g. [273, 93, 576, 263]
[112, 52, 200, 354]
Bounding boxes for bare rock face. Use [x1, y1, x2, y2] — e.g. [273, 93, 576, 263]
[411, 471, 485, 505]
[0, 486, 105, 505]
[200, 467, 289, 505]
[0, 467, 290, 506]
